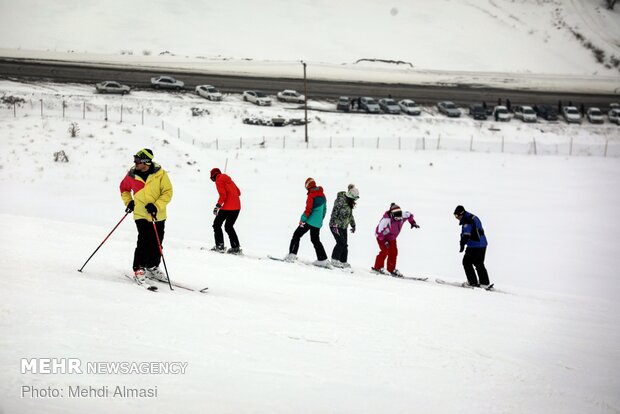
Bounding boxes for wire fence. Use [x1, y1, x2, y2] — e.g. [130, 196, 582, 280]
[1, 98, 618, 157]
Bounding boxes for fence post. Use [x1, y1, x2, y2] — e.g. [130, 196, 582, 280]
[533, 138, 537, 155]
[62, 101, 65, 118]
[161, 120, 164, 130]
[83, 101, 86, 119]
[240, 137, 242, 149]
[352, 137, 355, 148]
[569, 136, 573, 156]
[177, 127, 180, 139]
[141, 109, 144, 126]
[470, 135, 474, 152]
[105, 104, 108, 121]
[329, 136, 332, 148]
[604, 139, 608, 157]
[216, 138, 219, 150]
[120, 104, 123, 123]
[283, 136, 286, 149]
[40, 99, 43, 117]
[398, 136, 401, 150]
[422, 137, 425, 150]
[13, 102, 16, 118]
[501, 136, 505, 153]
[437, 134, 441, 150]
[376, 137, 380, 149]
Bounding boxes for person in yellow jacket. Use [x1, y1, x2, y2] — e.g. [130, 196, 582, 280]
[120, 148, 173, 284]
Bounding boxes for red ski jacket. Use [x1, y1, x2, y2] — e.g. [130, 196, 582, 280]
[215, 173, 241, 210]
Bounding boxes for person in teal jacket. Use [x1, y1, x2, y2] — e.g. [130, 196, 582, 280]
[285, 177, 329, 266]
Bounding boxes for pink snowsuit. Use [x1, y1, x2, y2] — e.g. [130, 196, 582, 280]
[374, 210, 417, 273]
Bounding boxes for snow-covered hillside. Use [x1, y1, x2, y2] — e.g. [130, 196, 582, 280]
[1, 79, 620, 413]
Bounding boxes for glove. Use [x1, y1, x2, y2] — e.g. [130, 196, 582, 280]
[331, 226, 339, 235]
[125, 200, 134, 213]
[350, 226, 356, 234]
[299, 220, 306, 228]
[145, 203, 157, 217]
[411, 223, 420, 229]
[213, 204, 221, 216]
[459, 243, 465, 253]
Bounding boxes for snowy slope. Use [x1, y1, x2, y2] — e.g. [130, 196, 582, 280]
[1, 79, 620, 413]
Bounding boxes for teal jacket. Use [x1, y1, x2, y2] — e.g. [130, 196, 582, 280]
[300, 186, 327, 228]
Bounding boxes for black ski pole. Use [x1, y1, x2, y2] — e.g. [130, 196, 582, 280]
[78, 212, 130, 273]
[152, 216, 173, 291]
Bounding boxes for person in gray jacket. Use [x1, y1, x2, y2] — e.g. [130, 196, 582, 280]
[328, 184, 359, 268]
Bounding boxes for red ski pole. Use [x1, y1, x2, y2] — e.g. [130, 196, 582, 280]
[78, 212, 130, 273]
[151, 215, 173, 291]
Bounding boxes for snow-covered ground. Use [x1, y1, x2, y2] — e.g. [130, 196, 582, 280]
[1, 79, 620, 413]
[1, 1, 620, 413]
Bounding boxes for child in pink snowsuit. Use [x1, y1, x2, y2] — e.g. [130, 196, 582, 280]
[373, 203, 419, 277]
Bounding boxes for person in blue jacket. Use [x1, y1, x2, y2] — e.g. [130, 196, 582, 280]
[454, 205, 491, 287]
[285, 177, 329, 267]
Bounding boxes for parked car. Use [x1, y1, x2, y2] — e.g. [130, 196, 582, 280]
[398, 99, 421, 115]
[195, 85, 222, 101]
[513, 105, 537, 122]
[378, 98, 400, 114]
[243, 90, 272, 106]
[336, 96, 350, 112]
[536, 104, 558, 121]
[469, 104, 487, 120]
[492, 105, 510, 122]
[609, 108, 620, 125]
[586, 107, 604, 124]
[359, 97, 380, 113]
[95, 81, 130, 95]
[277, 89, 305, 103]
[437, 101, 461, 117]
[562, 106, 581, 124]
[151, 75, 184, 90]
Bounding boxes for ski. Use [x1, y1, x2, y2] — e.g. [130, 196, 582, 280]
[124, 274, 158, 291]
[435, 278, 474, 289]
[151, 278, 209, 293]
[267, 255, 353, 273]
[395, 275, 429, 282]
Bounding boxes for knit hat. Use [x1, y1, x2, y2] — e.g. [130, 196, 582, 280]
[305, 177, 316, 189]
[210, 168, 221, 181]
[389, 203, 402, 218]
[454, 205, 465, 216]
[134, 148, 154, 165]
[345, 184, 360, 200]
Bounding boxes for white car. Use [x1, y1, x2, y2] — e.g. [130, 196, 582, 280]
[586, 107, 604, 124]
[492, 105, 510, 121]
[151, 75, 184, 90]
[514, 105, 537, 122]
[243, 90, 272, 106]
[277, 89, 305, 103]
[609, 108, 620, 125]
[95, 81, 130, 95]
[562, 106, 581, 124]
[360, 97, 380, 113]
[398, 99, 421, 115]
[195, 85, 222, 101]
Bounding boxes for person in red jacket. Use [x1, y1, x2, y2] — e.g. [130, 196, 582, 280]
[210, 168, 242, 254]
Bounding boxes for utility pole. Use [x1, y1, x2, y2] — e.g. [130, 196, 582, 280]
[301, 61, 308, 143]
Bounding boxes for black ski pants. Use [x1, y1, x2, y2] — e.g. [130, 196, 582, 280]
[330, 227, 348, 263]
[289, 224, 327, 261]
[213, 209, 240, 248]
[462, 247, 490, 286]
[133, 219, 165, 271]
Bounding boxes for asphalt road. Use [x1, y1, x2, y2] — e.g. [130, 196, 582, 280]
[0, 58, 618, 108]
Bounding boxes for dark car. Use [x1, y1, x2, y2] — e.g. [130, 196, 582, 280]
[536, 105, 558, 121]
[469, 104, 487, 120]
[336, 96, 350, 112]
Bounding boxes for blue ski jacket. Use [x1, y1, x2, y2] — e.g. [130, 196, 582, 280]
[459, 211, 488, 249]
